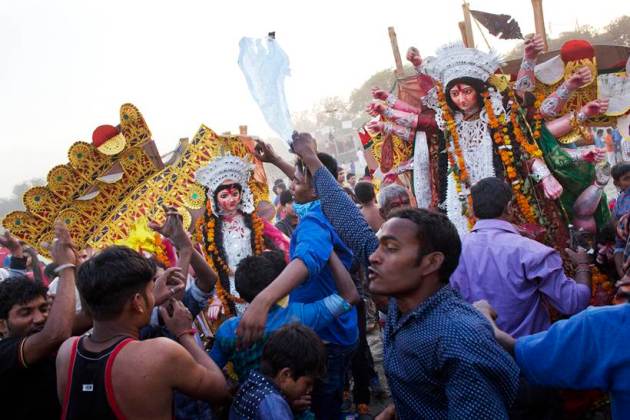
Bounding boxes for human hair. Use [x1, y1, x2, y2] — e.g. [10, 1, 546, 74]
[596, 129, 603, 136]
[354, 181, 376, 205]
[346, 172, 355, 181]
[255, 200, 276, 220]
[471, 177, 513, 219]
[318, 152, 338, 179]
[0, 275, 48, 319]
[279, 190, 294, 206]
[611, 163, 630, 182]
[260, 323, 326, 380]
[378, 184, 409, 210]
[444, 77, 487, 113]
[387, 207, 461, 283]
[76, 246, 156, 320]
[235, 250, 286, 303]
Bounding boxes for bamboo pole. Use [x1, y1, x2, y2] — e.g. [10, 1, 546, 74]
[531, 0, 549, 51]
[388, 27, 405, 77]
[462, 2, 475, 48]
[458, 22, 468, 46]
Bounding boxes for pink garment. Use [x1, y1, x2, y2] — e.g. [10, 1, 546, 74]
[262, 219, 290, 261]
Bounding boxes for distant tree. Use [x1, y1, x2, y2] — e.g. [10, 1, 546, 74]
[0, 178, 45, 230]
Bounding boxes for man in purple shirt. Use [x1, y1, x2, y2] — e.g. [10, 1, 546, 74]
[450, 177, 592, 338]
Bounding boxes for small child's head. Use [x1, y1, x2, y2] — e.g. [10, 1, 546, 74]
[260, 323, 326, 402]
[235, 250, 286, 303]
[612, 163, 630, 191]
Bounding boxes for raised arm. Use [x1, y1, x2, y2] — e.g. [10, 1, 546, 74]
[540, 67, 592, 118]
[23, 222, 77, 365]
[514, 35, 544, 95]
[292, 132, 379, 266]
[253, 140, 295, 181]
[160, 300, 228, 402]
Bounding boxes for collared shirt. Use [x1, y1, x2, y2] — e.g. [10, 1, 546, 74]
[210, 294, 351, 381]
[384, 286, 520, 420]
[450, 219, 591, 337]
[613, 189, 630, 253]
[515, 304, 630, 420]
[289, 200, 357, 346]
[230, 370, 293, 420]
[313, 167, 379, 266]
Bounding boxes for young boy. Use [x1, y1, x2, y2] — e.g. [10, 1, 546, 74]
[229, 323, 326, 420]
[611, 163, 630, 276]
[210, 250, 358, 382]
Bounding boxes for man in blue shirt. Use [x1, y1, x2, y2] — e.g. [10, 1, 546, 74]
[287, 133, 520, 420]
[238, 141, 358, 419]
[475, 300, 630, 420]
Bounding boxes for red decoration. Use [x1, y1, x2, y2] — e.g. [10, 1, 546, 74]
[92, 125, 120, 148]
[560, 39, 595, 63]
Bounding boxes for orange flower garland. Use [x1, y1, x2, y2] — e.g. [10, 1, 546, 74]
[153, 233, 171, 268]
[436, 81, 476, 229]
[482, 91, 537, 223]
[507, 90, 543, 159]
[195, 199, 266, 317]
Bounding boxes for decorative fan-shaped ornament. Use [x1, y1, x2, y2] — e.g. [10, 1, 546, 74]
[178, 207, 192, 230]
[182, 184, 206, 210]
[24, 187, 52, 213]
[68, 142, 94, 168]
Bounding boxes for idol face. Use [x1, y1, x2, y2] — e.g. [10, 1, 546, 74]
[449, 83, 478, 114]
[216, 180, 242, 216]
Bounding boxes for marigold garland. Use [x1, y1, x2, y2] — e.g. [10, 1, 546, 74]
[195, 199, 266, 317]
[153, 233, 171, 268]
[481, 91, 537, 223]
[508, 90, 543, 159]
[436, 81, 476, 229]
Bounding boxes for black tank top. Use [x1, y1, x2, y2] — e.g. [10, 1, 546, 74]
[61, 336, 135, 420]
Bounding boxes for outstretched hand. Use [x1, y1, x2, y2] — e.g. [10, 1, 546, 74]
[366, 102, 386, 116]
[253, 139, 280, 164]
[371, 87, 390, 101]
[160, 299, 194, 338]
[154, 267, 187, 306]
[541, 174, 563, 200]
[406, 46, 422, 67]
[566, 66, 593, 90]
[0, 231, 23, 256]
[523, 34, 545, 60]
[236, 298, 269, 348]
[290, 131, 318, 160]
[580, 99, 609, 118]
[51, 221, 78, 266]
[149, 205, 191, 250]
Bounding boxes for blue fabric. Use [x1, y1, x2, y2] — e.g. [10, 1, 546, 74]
[313, 167, 379, 267]
[515, 304, 630, 420]
[229, 370, 292, 420]
[383, 286, 520, 420]
[311, 341, 357, 420]
[210, 294, 351, 382]
[613, 189, 630, 252]
[289, 200, 357, 346]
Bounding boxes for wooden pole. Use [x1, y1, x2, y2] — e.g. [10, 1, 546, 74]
[388, 27, 405, 77]
[531, 0, 549, 51]
[462, 2, 475, 48]
[458, 22, 469, 47]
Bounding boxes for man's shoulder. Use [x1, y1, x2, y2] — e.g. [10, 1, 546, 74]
[0, 336, 23, 370]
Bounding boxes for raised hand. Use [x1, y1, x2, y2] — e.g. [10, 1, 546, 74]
[149, 206, 192, 250]
[566, 66, 593, 90]
[366, 102, 387, 116]
[523, 34, 545, 60]
[253, 139, 280, 164]
[0, 231, 23, 256]
[580, 147, 607, 163]
[406, 46, 422, 67]
[290, 131, 318, 160]
[371, 87, 389, 101]
[51, 221, 78, 266]
[366, 120, 385, 134]
[154, 267, 187, 306]
[159, 299, 194, 338]
[580, 99, 609, 118]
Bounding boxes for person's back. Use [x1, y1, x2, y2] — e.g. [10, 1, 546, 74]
[355, 181, 384, 232]
[450, 178, 591, 337]
[57, 246, 227, 419]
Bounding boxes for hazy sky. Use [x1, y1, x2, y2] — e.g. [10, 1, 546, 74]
[0, 0, 624, 197]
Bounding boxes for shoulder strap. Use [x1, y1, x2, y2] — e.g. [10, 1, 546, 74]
[104, 338, 135, 420]
[60, 336, 82, 420]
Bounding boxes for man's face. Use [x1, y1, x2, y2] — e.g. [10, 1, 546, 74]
[279, 373, 314, 403]
[348, 175, 357, 187]
[615, 172, 630, 191]
[285, 201, 296, 217]
[291, 166, 316, 204]
[4, 295, 49, 337]
[380, 192, 411, 219]
[368, 218, 425, 296]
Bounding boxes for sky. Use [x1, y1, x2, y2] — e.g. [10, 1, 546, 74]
[0, 0, 625, 197]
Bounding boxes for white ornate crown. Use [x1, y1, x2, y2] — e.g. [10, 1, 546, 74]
[422, 43, 503, 87]
[195, 154, 255, 215]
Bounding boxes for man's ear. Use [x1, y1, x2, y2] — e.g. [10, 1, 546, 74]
[419, 251, 445, 278]
[0, 319, 8, 336]
[130, 293, 145, 315]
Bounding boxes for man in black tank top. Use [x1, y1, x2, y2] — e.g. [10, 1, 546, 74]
[57, 245, 228, 419]
[0, 224, 79, 419]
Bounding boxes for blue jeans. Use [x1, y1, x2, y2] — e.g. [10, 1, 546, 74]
[311, 341, 358, 420]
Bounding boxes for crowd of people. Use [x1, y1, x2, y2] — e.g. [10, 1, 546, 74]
[1, 130, 629, 420]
